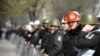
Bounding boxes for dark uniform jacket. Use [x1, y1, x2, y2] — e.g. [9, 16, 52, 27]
[30, 29, 40, 46]
[17, 28, 36, 43]
[62, 24, 83, 56]
[45, 30, 64, 56]
[17, 28, 41, 46]
[39, 29, 50, 49]
[69, 24, 100, 56]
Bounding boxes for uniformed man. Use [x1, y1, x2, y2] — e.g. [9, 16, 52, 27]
[23, 23, 36, 44]
[69, 11, 100, 56]
[39, 18, 52, 49]
[43, 19, 64, 56]
[61, 10, 82, 56]
[28, 20, 41, 46]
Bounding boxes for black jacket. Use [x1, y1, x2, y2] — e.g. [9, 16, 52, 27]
[40, 29, 50, 49]
[62, 24, 83, 56]
[70, 24, 100, 56]
[45, 30, 64, 56]
[30, 29, 41, 46]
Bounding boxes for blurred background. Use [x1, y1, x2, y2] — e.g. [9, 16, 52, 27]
[0, 0, 100, 56]
[1, 0, 100, 28]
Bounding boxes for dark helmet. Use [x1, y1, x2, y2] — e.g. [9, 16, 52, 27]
[80, 12, 97, 25]
[43, 18, 52, 28]
[49, 19, 61, 27]
[43, 18, 52, 24]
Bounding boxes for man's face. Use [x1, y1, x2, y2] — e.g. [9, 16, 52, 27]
[69, 21, 79, 30]
[62, 22, 70, 30]
[50, 25, 59, 33]
[43, 23, 47, 28]
[61, 21, 79, 30]
[43, 23, 50, 29]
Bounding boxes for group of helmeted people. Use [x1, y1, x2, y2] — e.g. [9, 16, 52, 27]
[4, 10, 100, 56]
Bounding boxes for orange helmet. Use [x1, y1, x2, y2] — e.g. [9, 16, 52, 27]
[62, 11, 80, 22]
[62, 11, 80, 29]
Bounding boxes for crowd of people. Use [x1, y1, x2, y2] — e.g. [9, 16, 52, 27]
[3, 10, 100, 56]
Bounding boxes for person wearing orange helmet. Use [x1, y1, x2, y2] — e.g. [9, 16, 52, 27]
[62, 10, 81, 30]
[61, 10, 83, 56]
[69, 11, 100, 56]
